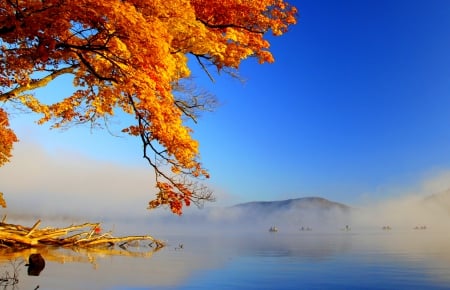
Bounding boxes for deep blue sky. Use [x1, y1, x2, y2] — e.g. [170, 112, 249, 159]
[191, 0, 450, 204]
[4, 0, 450, 212]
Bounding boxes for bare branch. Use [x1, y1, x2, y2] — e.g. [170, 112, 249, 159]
[173, 81, 219, 123]
[194, 55, 215, 82]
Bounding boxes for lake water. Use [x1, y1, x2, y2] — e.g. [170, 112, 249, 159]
[3, 226, 450, 290]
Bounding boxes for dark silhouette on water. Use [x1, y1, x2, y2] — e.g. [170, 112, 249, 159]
[26, 253, 45, 276]
[269, 226, 278, 232]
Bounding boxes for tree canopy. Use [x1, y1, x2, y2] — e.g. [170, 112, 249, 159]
[0, 0, 297, 215]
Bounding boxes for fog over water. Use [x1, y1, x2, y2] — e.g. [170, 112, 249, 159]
[1, 140, 450, 237]
[3, 143, 450, 290]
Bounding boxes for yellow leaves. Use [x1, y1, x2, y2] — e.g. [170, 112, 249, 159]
[0, 108, 18, 167]
[0, 0, 296, 215]
[18, 95, 49, 116]
[151, 113, 200, 167]
[0, 193, 6, 209]
[109, 38, 131, 60]
[0, 192, 6, 208]
[189, 0, 297, 67]
[171, 165, 182, 174]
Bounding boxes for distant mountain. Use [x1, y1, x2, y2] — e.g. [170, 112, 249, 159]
[225, 197, 352, 228]
[423, 189, 450, 213]
[424, 189, 450, 202]
[232, 197, 352, 213]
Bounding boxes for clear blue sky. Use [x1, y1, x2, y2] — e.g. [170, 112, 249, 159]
[3, 0, 450, 215]
[192, 0, 450, 204]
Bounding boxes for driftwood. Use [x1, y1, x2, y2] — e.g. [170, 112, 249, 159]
[0, 219, 165, 250]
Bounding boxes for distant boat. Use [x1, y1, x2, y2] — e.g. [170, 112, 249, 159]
[414, 225, 427, 230]
[269, 226, 278, 232]
[341, 225, 351, 231]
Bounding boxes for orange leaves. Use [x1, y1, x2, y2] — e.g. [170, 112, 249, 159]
[0, 0, 296, 214]
[0, 108, 18, 167]
[149, 182, 193, 215]
[0, 192, 6, 208]
[189, 0, 297, 67]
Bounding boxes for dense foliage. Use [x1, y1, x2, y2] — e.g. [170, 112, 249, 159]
[0, 0, 297, 214]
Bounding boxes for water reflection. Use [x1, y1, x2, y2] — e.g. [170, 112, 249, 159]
[0, 243, 160, 266]
[1, 230, 450, 289]
[0, 261, 20, 289]
[0, 242, 163, 290]
[229, 232, 353, 260]
[26, 253, 45, 276]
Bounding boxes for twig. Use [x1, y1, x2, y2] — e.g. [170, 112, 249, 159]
[25, 220, 41, 237]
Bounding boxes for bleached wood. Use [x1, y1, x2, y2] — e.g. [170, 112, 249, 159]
[0, 220, 164, 249]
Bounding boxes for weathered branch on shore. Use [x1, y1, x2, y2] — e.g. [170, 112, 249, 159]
[0, 219, 165, 250]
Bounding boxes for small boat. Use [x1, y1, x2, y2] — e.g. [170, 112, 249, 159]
[341, 225, 351, 231]
[269, 226, 278, 232]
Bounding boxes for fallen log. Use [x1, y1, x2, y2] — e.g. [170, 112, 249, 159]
[0, 219, 165, 249]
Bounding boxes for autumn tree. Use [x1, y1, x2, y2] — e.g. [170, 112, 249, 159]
[0, 0, 297, 215]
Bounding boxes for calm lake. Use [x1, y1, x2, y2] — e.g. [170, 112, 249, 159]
[3, 225, 450, 290]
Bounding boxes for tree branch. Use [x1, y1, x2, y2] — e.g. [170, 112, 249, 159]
[196, 18, 265, 34]
[0, 66, 77, 102]
[193, 55, 215, 82]
[124, 93, 213, 211]
[76, 52, 117, 83]
[0, 25, 16, 35]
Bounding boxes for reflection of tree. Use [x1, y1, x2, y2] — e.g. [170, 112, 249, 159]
[26, 254, 45, 276]
[0, 243, 162, 289]
[0, 243, 161, 271]
[0, 260, 21, 290]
